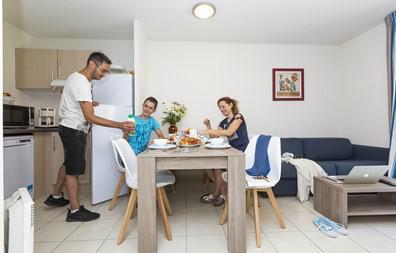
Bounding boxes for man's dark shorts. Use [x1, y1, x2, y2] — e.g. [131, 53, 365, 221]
[59, 125, 87, 175]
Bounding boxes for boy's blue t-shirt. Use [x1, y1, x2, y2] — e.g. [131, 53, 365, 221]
[127, 116, 160, 155]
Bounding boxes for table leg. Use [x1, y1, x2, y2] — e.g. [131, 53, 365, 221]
[138, 157, 157, 253]
[227, 156, 246, 253]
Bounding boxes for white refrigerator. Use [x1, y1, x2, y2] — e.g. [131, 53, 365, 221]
[91, 74, 134, 204]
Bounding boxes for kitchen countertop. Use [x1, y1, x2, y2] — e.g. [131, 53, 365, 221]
[4, 127, 59, 136]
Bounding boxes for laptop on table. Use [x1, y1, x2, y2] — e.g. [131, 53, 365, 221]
[326, 165, 389, 184]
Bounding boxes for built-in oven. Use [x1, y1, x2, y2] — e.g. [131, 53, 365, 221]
[3, 104, 35, 128]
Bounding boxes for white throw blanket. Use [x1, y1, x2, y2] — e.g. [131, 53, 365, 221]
[282, 157, 327, 202]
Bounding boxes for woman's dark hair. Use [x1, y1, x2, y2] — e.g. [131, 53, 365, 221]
[217, 97, 239, 114]
[144, 96, 159, 110]
[87, 52, 112, 66]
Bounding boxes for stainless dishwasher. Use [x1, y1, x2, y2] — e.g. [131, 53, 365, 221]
[3, 135, 34, 199]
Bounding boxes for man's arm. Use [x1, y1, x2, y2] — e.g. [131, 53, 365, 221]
[79, 101, 134, 131]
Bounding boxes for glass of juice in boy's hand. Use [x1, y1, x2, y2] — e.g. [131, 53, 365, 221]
[127, 114, 136, 136]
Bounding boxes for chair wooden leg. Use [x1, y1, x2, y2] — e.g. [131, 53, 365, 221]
[117, 189, 137, 244]
[253, 190, 261, 248]
[219, 198, 228, 225]
[160, 187, 173, 216]
[203, 174, 210, 192]
[130, 201, 138, 219]
[266, 188, 286, 229]
[109, 173, 126, 210]
[157, 188, 172, 241]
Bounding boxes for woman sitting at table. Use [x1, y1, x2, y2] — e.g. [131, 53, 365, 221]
[200, 96, 249, 206]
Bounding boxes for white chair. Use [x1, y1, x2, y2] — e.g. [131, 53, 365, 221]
[112, 138, 176, 244]
[219, 135, 286, 248]
[108, 138, 127, 210]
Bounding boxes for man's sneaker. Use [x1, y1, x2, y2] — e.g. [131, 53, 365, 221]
[44, 193, 69, 207]
[66, 205, 100, 222]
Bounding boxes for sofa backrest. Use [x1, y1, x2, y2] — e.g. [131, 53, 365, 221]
[302, 138, 353, 160]
[280, 137, 353, 161]
[281, 138, 304, 158]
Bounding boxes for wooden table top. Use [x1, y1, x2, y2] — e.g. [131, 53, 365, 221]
[315, 176, 396, 193]
[138, 145, 244, 158]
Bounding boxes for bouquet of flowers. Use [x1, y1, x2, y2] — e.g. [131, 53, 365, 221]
[162, 102, 187, 125]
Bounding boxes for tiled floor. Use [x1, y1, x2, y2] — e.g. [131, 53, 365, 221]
[34, 181, 396, 253]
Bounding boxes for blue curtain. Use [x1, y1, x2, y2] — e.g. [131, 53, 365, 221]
[386, 12, 396, 178]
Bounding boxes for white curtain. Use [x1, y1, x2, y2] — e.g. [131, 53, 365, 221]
[386, 11, 396, 178]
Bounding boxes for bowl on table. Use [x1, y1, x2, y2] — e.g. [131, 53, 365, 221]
[153, 138, 168, 147]
[209, 138, 224, 146]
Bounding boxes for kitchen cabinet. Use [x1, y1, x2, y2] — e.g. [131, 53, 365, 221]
[57, 50, 92, 80]
[15, 48, 92, 89]
[15, 48, 58, 89]
[34, 131, 91, 198]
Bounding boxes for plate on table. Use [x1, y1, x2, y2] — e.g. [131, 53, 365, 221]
[204, 143, 231, 149]
[178, 143, 201, 148]
[148, 144, 177, 150]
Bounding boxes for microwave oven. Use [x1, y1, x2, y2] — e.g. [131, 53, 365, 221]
[3, 104, 35, 128]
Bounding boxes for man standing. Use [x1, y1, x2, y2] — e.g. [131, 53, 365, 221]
[44, 52, 134, 222]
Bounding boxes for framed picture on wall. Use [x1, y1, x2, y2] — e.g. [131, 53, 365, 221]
[272, 68, 304, 101]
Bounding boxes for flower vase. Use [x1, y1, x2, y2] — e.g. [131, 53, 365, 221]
[168, 124, 178, 134]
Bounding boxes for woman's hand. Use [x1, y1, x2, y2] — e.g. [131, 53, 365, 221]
[200, 129, 210, 136]
[203, 118, 212, 129]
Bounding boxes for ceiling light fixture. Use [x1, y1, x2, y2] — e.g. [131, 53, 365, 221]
[192, 2, 216, 19]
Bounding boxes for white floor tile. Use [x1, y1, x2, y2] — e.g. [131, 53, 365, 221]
[66, 219, 118, 241]
[304, 231, 367, 253]
[187, 213, 224, 235]
[107, 218, 138, 240]
[35, 206, 65, 222]
[266, 231, 321, 253]
[259, 212, 298, 232]
[34, 242, 60, 253]
[246, 232, 277, 253]
[158, 235, 187, 253]
[35, 221, 49, 232]
[33, 181, 396, 253]
[283, 211, 317, 231]
[53, 240, 103, 253]
[157, 213, 187, 236]
[375, 227, 396, 240]
[187, 235, 228, 253]
[348, 228, 396, 253]
[97, 239, 138, 253]
[35, 221, 81, 242]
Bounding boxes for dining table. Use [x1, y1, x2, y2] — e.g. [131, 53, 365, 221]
[137, 144, 246, 253]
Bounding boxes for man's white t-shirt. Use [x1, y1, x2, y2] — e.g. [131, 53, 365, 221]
[59, 72, 92, 131]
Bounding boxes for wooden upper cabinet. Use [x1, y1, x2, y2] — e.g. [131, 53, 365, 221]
[15, 48, 92, 89]
[57, 50, 92, 80]
[15, 48, 58, 89]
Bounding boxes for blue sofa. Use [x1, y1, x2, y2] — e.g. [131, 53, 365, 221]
[272, 138, 389, 196]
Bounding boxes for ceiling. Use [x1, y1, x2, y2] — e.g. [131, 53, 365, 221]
[3, 0, 396, 44]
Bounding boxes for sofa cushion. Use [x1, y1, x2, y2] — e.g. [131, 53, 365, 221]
[281, 138, 304, 158]
[334, 159, 388, 175]
[302, 138, 353, 161]
[281, 163, 297, 179]
[316, 161, 337, 175]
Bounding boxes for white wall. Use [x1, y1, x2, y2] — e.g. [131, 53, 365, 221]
[133, 20, 148, 113]
[147, 41, 343, 138]
[339, 23, 389, 147]
[0, 2, 4, 248]
[3, 20, 134, 120]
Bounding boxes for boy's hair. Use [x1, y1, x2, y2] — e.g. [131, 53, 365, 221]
[217, 97, 239, 114]
[144, 96, 159, 110]
[87, 52, 112, 66]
